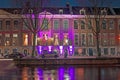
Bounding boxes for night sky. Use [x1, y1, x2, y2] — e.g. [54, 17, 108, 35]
[0, 0, 120, 8]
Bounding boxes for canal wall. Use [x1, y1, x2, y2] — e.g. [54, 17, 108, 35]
[14, 57, 120, 66]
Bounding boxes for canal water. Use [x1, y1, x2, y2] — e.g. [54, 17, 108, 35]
[0, 61, 120, 80]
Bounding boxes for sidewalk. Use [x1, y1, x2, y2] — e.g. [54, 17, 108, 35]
[22, 55, 120, 59]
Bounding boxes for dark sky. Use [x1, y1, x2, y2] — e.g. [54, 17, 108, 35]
[0, 0, 120, 8]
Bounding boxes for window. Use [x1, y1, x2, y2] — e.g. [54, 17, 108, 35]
[0, 20, 2, 30]
[119, 34, 120, 45]
[6, 20, 10, 30]
[101, 8, 107, 15]
[23, 19, 28, 30]
[80, 8, 86, 15]
[63, 34, 69, 45]
[0, 49, 1, 54]
[53, 34, 59, 46]
[110, 48, 115, 55]
[53, 19, 59, 31]
[118, 23, 120, 30]
[82, 48, 86, 55]
[43, 18, 49, 30]
[14, 20, 19, 30]
[13, 48, 18, 53]
[102, 19, 107, 29]
[109, 19, 114, 30]
[80, 20, 85, 29]
[118, 19, 120, 30]
[23, 33, 28, 46]
[74, 34, 79, 46]
[63, 19, 69, 31]
[5, 34, 10, 46]
[102, 33, 108, 46]
[88, 33, 93, 46]
[109, 33, 115, 46]
[59, 9, 63, 14]
[81, 33, 86, 46]
[0, 34, 2, 45]
[88, 48, 93, 56]
[74, 19, 78, 29]
[12, 34, 18, 46]
[103, 48, 108, 55]
[88, 20, 92, 29]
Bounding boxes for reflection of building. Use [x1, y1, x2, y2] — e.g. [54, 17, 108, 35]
[0, 7, 120, 56]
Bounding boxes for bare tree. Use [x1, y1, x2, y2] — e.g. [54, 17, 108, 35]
[81, 0, 111, 56]
[15, 0, 52, 57]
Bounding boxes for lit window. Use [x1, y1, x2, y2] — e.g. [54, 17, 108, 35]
[54, 34, 59, 46]
[63, 35, 68, 45]
[5, 34, 10, 46]
[23, 34, 28, 46]
[12, 34, 18, 46]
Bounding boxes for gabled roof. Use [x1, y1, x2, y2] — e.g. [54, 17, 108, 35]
[1, 7, 120, 15]
[0, 9, 11, 15]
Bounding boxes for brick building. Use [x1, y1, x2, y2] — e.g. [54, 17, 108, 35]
[0, 7, 120, 56]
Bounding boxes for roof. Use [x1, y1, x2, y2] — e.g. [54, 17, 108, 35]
[0, 0, 120, 8]
[0, 9, 11, 15]
[1, 7, 120, 15]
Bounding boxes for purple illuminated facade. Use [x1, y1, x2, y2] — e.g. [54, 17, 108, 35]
[0, 8, 120, 56]
[36, 13, 75, 56]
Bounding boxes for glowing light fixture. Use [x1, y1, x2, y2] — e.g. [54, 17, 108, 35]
[59, 46, 63, 54]
[38, 46, 42, 54]
[48, 46, 52, 52]
[69, 46, 73, 51]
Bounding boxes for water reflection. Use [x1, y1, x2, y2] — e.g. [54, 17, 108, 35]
[21, 66, 75, 80]
[1, 64, 120, 80]
[20, 66, 120, 80]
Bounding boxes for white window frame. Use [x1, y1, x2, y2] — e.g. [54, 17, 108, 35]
[63, 19, 69, 31]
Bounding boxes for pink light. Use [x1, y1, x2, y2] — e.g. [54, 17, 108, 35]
[69, 46, 73, 51]
[38, 14, 85, 18]
[48, 46, 52, 52]
[38, 46, 42, 53]
[59, 46, 63, 54]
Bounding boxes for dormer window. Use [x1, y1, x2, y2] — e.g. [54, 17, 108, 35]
[80, 8, 86, 15]
[101, 8, 107, 15]
[13, 10, 18, 14]
[59, 9, 63, 14]
[29, 9, 33, 13]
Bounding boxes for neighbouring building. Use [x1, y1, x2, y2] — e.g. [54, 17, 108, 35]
[0, 7, 120, 56]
